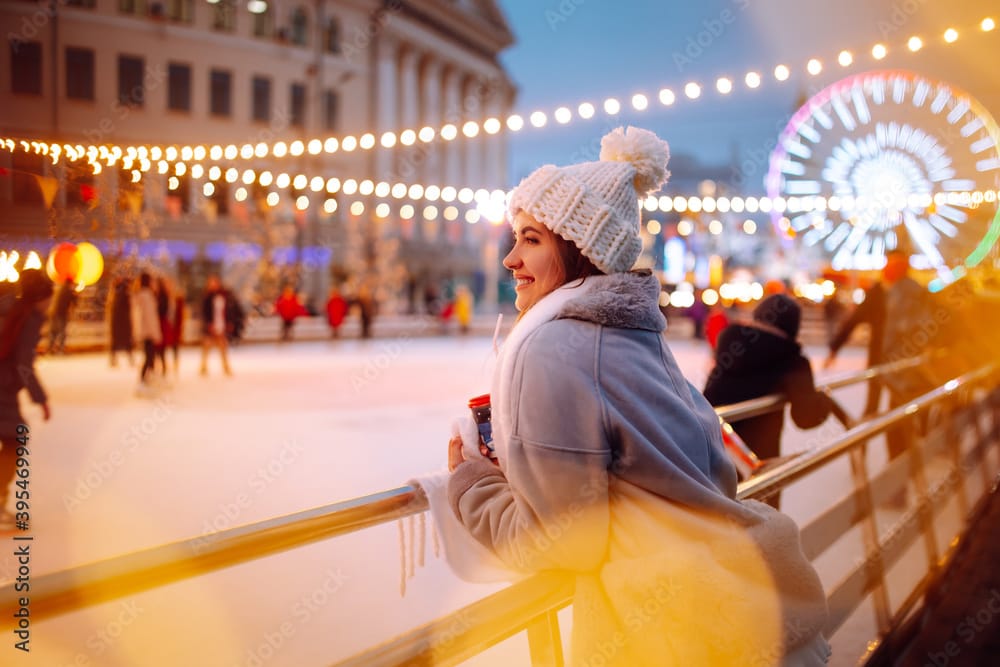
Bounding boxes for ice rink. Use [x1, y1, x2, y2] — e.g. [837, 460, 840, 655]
[0, 333, 961, 666]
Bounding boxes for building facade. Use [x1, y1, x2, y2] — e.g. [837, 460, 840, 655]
[0, 0, 515, 312]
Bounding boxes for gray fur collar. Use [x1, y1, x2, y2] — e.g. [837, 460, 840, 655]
[556, 271, 666, 332]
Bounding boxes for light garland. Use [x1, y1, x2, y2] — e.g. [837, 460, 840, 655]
[1, 157, 994, 224]
[0, 16, 995, 167]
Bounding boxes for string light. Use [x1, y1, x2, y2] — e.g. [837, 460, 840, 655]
[4, 7, 974, 166]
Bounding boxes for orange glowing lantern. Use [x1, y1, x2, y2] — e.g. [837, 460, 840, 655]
[46, 242, 80, 284]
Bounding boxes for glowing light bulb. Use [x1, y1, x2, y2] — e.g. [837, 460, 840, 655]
[745, 72, 761, 89]
[603, 98, 621, 115]
[806, 58, 822, 75]
[658, 88, 676, 105]
[716, 78, 732, 94]
[684, 82, 701, 99]
[982, 18, 996, 32]
[774, 65, 790, 81]
[872, 43, 888, 59]
[943, 28, 958, 43]
[578, 102, 596, 118]
[530, 111, 548, 127]
[838, 50, 853, 67]
[631, 94, 648, 110]
[908, 36, 923, 51]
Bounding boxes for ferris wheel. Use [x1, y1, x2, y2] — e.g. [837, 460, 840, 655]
[766, 70, 1000, 290]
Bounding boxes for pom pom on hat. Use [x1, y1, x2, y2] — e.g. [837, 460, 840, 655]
[507, 125, 671, 274]
[599, 126, 671, 195]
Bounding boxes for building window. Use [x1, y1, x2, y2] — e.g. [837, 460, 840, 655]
[65, 47, 95, 100]
[118, 0, 146, 15]
[167, 63, 191, 112]
[118, 54, 145, 107]
[291, 7, 308, 46]
[65, 0, 96, 7]
[11, 153, 44, 206]
[323, 17, 340, 54]
[252, 76, 271, 122]
[252, 6, 272, 38]
[210, 180, 229, 215]
[10, 40, 42, 95]
[210, 69, 232, 117]
[167, 0, 193, 23]
[290, 83, 306, 127]
[212, 0, 235, 31]
[166, 173, 191, 213]
[118, 168, 144, 213]
[323, 90, 338, 131]
[66, 169, 97, 209]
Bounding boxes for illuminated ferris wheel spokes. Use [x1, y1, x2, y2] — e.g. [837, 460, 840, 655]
[767, 70, 1000, 285]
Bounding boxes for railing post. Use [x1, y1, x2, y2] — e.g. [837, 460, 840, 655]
[906, 411, 941, 577]
[848, 442, 892, 635]
[968, 388, 993, 491]
[526, 609, 565, 667]
[945, 395, 970, 519]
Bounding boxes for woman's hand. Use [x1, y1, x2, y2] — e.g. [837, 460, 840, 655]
[448, 435, 466, 472]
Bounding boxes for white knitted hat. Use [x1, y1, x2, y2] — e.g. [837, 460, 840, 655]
[508, 126, 670, 274]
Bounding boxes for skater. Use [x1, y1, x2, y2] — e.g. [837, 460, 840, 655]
[133, 272, 162, 394]
[0, 269, 53, 529]
[200, 275, 233, 376]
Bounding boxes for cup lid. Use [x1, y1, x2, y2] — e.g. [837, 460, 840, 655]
[467, 393, 490, 408]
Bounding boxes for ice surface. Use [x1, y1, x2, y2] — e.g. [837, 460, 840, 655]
[0, 336, 934, 666]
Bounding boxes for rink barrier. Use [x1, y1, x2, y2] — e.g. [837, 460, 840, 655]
[3, 356, 997, 666]
[0, 354, 918, 626]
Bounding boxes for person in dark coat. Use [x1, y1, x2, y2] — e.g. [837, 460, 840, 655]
[47, 278, 77, 354]
[200, 275, 233, 376]
[703, 293, 833, 509]
[824, 280, 887, 416]
[108, 276, 135, 367]
[0, 269, 53, 529]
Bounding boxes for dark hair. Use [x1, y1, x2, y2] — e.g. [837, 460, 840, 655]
[139, 272, 151, 288]
[552, 234, 604, 284]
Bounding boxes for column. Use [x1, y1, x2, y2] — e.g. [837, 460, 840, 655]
[441, 66, 464, 191]
[396, 46, 420, 182]
[374, 36, 398, 182]
[419, 57, 442, 186]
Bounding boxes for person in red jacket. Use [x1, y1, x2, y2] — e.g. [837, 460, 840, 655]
[704, 304, 729, 350]
[325, 286, 348, 338]
[275, 285, 307, 341]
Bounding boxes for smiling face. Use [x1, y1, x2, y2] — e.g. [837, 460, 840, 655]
[503, 212, 568, 312]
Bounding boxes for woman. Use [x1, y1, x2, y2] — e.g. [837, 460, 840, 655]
[133, 272, 162, 393]
[439, 127, 830, 665]
[0, 269, 52, 529]
[275, 284, 306, 341]
[325, 286, 348, 338]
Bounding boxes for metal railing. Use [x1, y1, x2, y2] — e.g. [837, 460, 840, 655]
[2, 353, 996, 666]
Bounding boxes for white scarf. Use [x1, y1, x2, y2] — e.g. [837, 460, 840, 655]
[409, 280, 592, 585]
